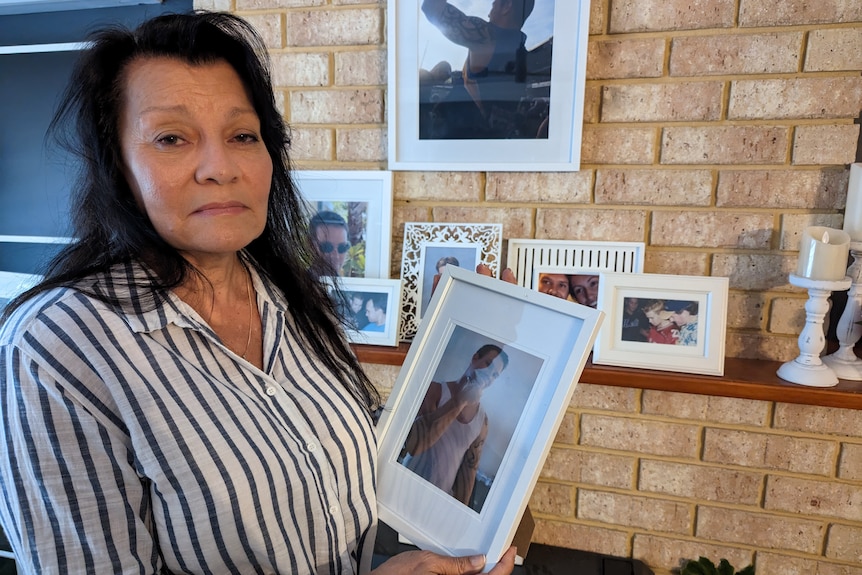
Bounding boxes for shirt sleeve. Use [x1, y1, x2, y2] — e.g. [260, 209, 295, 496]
[0, 343, 161, 575]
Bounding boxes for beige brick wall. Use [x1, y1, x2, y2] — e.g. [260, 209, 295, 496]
[195, 0, 862, 572]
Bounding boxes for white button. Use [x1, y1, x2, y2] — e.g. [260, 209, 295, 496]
[307, 442, 318, 452]
[265, 387, 277, 396]
[329, 505, 340, 516]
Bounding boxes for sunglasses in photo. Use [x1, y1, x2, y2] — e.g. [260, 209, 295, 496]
[318, 241, 351, 254]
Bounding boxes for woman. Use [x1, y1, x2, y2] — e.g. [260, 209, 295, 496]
[0, 12, 515, 575]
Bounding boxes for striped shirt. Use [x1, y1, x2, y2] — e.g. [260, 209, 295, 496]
[0, 259, 378, 575]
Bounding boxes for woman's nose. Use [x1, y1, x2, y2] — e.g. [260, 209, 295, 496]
[195, 138, 240, 184]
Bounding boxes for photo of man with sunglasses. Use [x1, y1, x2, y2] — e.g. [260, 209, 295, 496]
[309, 210, 352, 276]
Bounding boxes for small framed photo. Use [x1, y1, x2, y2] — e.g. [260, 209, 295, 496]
[507, 239, 645, 289]
[399, 222, 503, 341]
[295, 170, 393, 279]
[593, 272, 729, 377]
[323, 277, 403, 347]
[0, 271, 42, 314]
[387, 0, 590, 171]
[376, 266, 603, 569]
[531, 266, 603, 308]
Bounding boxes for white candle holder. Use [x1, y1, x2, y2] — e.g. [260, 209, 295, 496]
[822, 241, 862, 380]
[777, 273, 851, 387]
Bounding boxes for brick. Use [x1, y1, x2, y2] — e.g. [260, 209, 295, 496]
[639, 460, 763, 504]
[540, 447, 635, 489]
[661, 126, 789, 165]
[766, 475, 862, 521]
[826, 524, 862, 561]
[793, 124, 861, 165]
[533, 519, 630, 558]
[392, 205, 432, 276]
[529, 481, 575, 517]
[633, 534, 753, 572]
[589, 0, 605, 34]
[644, 251, 709, 276]
[290, 89, 384, 124]
[609, 0, 735, 33]
[651, 211, 773, 249]
[486, 172, 592, 204]
[578, 490, 692, 533]
[197, 0, 231, 10]
[580, 127, 656, 165]
[271, 52, 329, 87]
[774, 403, 862, 438]
[583, 85, 601, 124]
[757, 551, 862, 575]
[361, 362, 399, 397]
[712, 253, 796, 291]
[242, 13, 283, 49]
[738, 0, 862, 27]
[642, 391, 770, 426]
[838, 442, 862, 480]
[806, 28, 862, 72]
[581, 414, 699, 458]
[586, 39, 664, 80]
[570, 383, 640, 413]
[535, 208, 646, 243]
[704, 428, 838, 475]
[726, 291, 767, 330]
[781, 213, 845, 250]
[729, 77, 862, 120]
[724, 331, 799, 362]
[768, 297, 807, 335]
[334, 0, 381, 4]
[335, 128, 385, 162]
[334, 49, 386, 86]
[238, 0, 324, 8]
[670, 33, 802, 76]
[595, 169, 713, 206]
[696, 506, 824, 553]
[717, 169, 849, 209]
[288, 127, 333, 161]
[286, 9, 381, 47]
[430, 206, 533, 239]
[601, 82, 722, 123]
[554, 412, 577, 446]
[393, 172, 484, 202]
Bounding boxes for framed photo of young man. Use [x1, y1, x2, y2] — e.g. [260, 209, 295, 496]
[322, 277, 403, 347]
[376, 266, 603, 570]
[295, 170, 393, 279]
[387, 0, 590, 171]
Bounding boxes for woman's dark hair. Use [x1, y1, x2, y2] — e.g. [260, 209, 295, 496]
[3, 11, 379, 412]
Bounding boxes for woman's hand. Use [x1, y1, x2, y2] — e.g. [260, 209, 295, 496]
[371, 546, 517, 575]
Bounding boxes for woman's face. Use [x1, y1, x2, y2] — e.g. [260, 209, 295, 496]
[119, 57, 273, 263]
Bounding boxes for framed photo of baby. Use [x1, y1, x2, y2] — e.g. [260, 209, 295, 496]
[592, 273, 729, 376]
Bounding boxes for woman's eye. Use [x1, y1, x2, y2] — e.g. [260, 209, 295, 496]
[234, 133, 260, 144]
[156, 134, 181, 146]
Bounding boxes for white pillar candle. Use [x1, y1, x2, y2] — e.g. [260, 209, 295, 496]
[797, 226, 850, 281]
[843, 163, 862, 241]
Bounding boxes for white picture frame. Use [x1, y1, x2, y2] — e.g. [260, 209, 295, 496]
[506, 239, 645, 289]
[295, 170, 393, 279]
[387, 0, 590, 171]
[399, 222, 503, 341]
[376, 266, 603, 570]
[593, 272, 729, 377]
[323, 277, 403, 347]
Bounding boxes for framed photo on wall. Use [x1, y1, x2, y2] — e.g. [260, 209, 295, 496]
[376, 266, 603, 570]
[295, 170, 393, 279]
[593, 272, 729, 376]
[387, 0, 590, 171]
[323, 277, 403, 347]
[399, 222, 503, 341]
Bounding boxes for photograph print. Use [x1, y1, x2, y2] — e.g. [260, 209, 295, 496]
[388, 0, 590, 170]
[533, 268, 600, 308]
[295, 171, 393, 279]
[397, 325, 542, 513]
[420, 244, 480, 317]
[323, 277, 403, 347]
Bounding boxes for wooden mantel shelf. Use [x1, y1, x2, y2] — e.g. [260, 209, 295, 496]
[352, 343, 862, 411]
